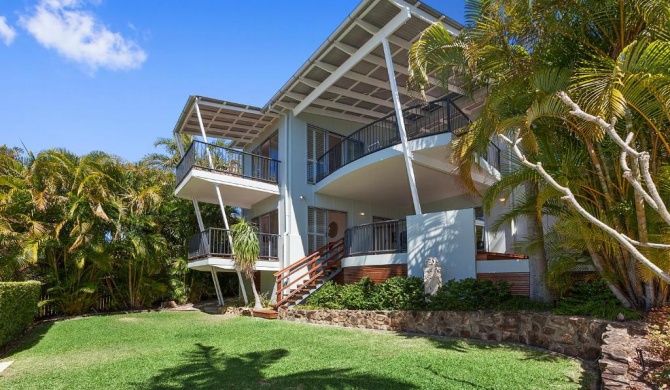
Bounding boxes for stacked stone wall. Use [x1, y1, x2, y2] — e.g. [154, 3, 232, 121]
[279, 309, 610, 360]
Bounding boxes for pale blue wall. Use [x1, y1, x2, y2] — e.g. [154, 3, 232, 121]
[407, 209, 476, 281]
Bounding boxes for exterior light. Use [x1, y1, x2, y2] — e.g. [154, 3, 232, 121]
[360, 212, 365, 216]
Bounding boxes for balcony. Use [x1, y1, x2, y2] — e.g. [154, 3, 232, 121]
[315, 98, 471, 182]
[175, 141, 280, 208]
[344, 219, 407, 256]
[312, 98, 501, 206]
[187, 228, 280, 272]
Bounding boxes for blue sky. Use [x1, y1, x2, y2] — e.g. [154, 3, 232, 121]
[0, 0, 465, 162]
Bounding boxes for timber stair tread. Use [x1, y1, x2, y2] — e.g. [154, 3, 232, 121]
[252, 308, 278, 320]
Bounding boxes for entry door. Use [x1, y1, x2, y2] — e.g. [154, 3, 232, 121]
[327, 210, 347, 243]
[308, 208, 347, 253]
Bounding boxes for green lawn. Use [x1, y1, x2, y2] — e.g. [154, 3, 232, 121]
[1, 311, 594, 389]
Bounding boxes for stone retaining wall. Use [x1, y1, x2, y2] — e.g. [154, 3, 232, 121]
[278, 309, 609, 360]
[598, 324, 636, 388]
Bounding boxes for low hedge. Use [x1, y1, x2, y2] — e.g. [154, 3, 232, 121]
[0, 281, 41, 349]
[303, 278, 636, 320]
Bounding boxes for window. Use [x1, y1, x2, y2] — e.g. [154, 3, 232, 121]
[252, 131, 278, 159]
[251, 131, 278, 182]
[251, 210, 278, 235]
[474, 207, 486, 251]
[307, 125, 343, 184]
[307, 207, 327, 252]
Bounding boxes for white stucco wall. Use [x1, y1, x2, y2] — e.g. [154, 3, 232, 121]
[342, 253, 408, 267]
[407, 209, 476, 282]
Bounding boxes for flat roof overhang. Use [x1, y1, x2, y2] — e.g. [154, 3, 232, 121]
[171, 0, 468, 147]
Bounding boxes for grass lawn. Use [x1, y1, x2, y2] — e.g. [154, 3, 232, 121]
[1, 311, 594, 389]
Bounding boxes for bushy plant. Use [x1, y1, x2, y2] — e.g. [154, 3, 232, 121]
[305, 277, 425, 310]
[553, 281, 641, 320]
[428, 278, 512, 311]
[646, 306, 670, 387]
[303, 281, 343, 309]
[495, 296, 552, 312]
[0, 281, 41, 349]
[372, 277, 425, 310]
[339, 277, 376, 310]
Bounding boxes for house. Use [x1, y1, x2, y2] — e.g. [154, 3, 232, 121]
[170, 0, 531, 307]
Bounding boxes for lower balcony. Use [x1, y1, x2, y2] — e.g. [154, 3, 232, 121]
[175, 141, 280, 208]
[187, 227, 280, 272]
[341, 220, 408, 279]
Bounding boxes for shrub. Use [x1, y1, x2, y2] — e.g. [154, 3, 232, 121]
[428, 278, 512, 311]
[646, 306, 670, 387]
[495, 296, 552, 312]
[305, 277, 426, 310]
[371, 277, 425, 310]
[553, 281, 641, 320]
[0, 281, 41, 349]
[304, 281, 344, 309]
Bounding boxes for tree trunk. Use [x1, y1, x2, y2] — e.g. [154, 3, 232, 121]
[587, 245, 633, 308]
[526, 183, 551, 301]
[249, 273, 263, 310]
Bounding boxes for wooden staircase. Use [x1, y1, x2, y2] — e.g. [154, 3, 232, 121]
[273, 238, 345, 309]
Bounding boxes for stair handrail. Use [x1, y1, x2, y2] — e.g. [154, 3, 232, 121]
[274, 238, 344, 306]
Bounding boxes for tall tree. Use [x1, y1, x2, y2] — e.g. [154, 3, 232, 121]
[408, 0, 670, 309]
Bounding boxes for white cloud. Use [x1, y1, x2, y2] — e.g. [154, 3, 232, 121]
[0, 16, 17, 45]
[20, 0, 147, 71]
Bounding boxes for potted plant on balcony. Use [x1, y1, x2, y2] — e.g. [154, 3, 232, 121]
[231, 219, 263, 310]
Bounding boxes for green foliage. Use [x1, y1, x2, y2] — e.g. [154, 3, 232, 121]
[428, 278, 512, 311]
[553, 281, 641, 320]
[305, 277, 425, 311]
[371, 276, 425, 311]
[0, 142, 225, 315]
[0, 281, 40, 348]
[302, 281, 344, 309]
[494, 296, 553, 312]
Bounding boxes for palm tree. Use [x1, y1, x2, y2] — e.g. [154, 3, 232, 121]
[407, 0, 670, 309]
[231, 219, 263, 309]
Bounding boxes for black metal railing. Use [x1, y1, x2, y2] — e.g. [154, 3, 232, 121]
[176, 141, 280, 185]
[344, 219, 407, 257]
[187, 228, 279, 261]
[484, 141, 502, 172]
[315, 98, 470, 182]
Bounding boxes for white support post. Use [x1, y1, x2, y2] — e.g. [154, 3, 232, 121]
[382, 38, 422, 215]
[195, 97, 249, 305]
[210, 268, 224, 306]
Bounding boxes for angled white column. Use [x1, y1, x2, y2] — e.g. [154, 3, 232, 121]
[195, 98, 249, 305]
[382, 38, 422, 215]
[210, 269, 224, 306]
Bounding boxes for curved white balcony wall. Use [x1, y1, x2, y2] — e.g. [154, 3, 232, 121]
[342, 253, 408, 267]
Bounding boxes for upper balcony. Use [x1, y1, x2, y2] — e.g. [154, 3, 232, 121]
[175, 141, 280, 208]
[312, 98, 501, 206]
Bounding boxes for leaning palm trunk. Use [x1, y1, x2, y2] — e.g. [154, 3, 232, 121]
[526, 183, 552, 301]
[231, 219, 263, 310]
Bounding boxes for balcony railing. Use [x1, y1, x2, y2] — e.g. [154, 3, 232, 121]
[344, 219, 407, 257]
[176, 141, 280, 186]
[188, 228, 279, 261]
[315, 98, 470, 182]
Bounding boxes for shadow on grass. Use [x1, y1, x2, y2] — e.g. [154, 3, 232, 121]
[2, 321, 54, 358]
[138, 343, 417, 390]
[400, 333, 596, 390]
